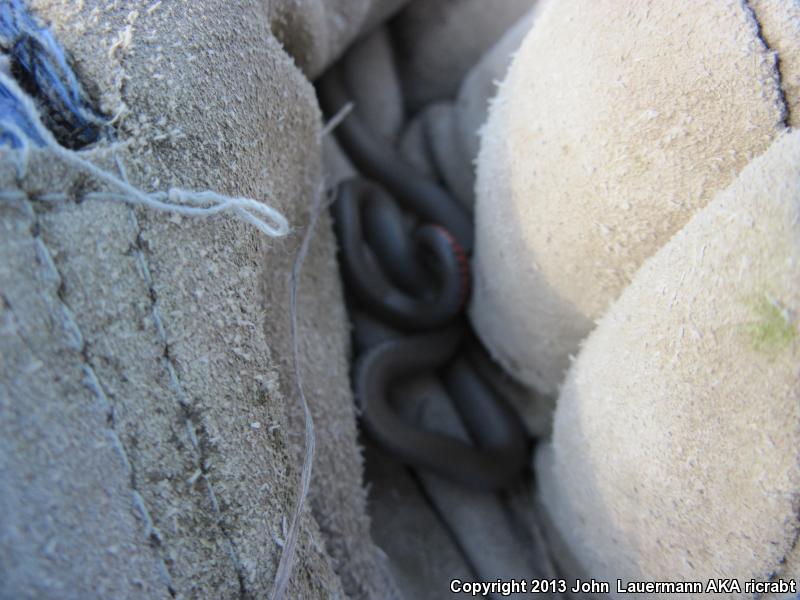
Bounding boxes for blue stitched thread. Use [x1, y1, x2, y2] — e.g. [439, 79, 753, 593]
[0, 0, 109, 149]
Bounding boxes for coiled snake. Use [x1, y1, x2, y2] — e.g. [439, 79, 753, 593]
[319, 65, 529, 491]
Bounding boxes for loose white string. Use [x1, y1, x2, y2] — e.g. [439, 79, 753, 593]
[320, 101, 353, 138]
[0, 70, 289, 238]
[269, 186, 326, 600]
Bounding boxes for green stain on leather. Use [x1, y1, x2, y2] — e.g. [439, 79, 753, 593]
[746, 294, 796, 355]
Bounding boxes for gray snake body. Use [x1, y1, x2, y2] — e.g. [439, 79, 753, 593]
[354, 321, 528, 490]
[331, 179, 469, 330]
[319, 66, 529, 491]
[319, 66, 473, 252]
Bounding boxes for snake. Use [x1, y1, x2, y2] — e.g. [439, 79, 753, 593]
[318, 65, 473, 253]
[352, 316, 529, 490]
[331, 178, 469, 331]
[319, 65, 529, 491]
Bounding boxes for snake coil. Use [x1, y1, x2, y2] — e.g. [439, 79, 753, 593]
[319, 65, 529, 491]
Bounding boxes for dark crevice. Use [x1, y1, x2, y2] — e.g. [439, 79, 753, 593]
[742, 0, 791, 128]
[766, 495, 800, 586]
[1, 1, 111, 149]
[7, 38, 105, 148]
